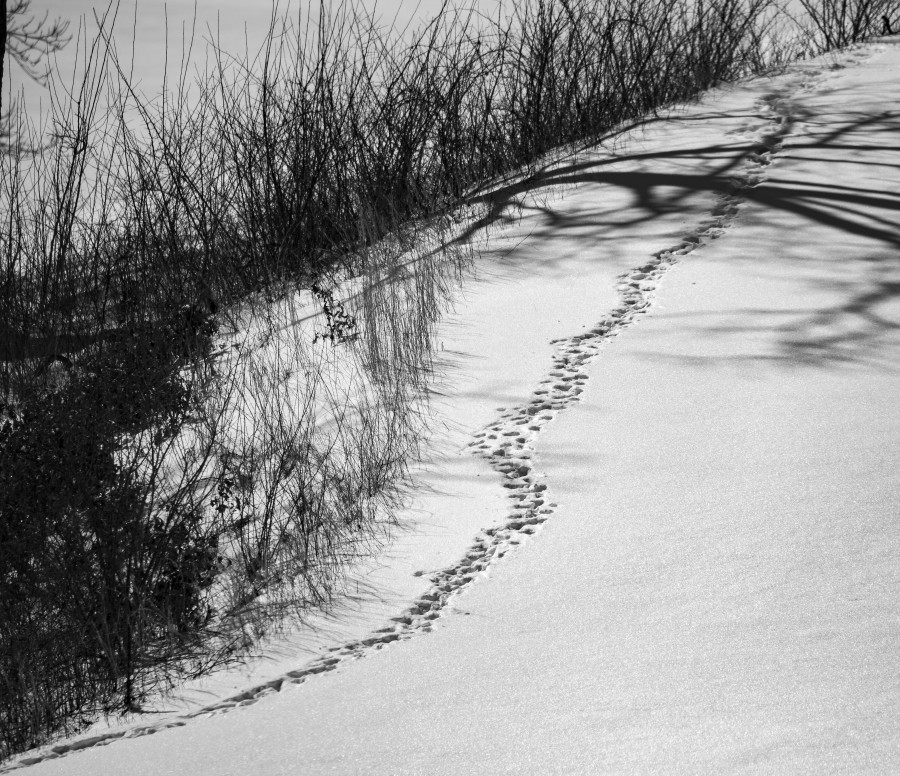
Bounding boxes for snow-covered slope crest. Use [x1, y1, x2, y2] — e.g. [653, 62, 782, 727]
[9, 37, 900, 774]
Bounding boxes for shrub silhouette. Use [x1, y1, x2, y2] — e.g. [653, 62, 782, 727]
[0, 324, 219, 756]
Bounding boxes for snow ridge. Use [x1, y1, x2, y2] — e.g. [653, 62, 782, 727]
[4, 72, 824, 773]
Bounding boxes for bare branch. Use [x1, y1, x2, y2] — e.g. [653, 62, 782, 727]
[2, 0, 71, 152]
[4, 0, 71, 84]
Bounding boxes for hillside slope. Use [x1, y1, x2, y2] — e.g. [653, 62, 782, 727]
[12, 37, 900, 776]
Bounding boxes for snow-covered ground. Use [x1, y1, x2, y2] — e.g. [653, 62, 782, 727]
[8, 36, 900, 776]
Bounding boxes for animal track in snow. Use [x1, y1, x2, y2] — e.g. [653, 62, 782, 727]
[451, 65, 856, 573]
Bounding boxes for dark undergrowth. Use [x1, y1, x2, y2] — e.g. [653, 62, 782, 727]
[1, 0, 896, 762]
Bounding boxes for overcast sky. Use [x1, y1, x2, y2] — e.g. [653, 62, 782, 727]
[5, 1, 501, 123]
[5, 0, 808, 134]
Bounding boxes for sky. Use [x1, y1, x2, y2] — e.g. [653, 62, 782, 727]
[5, 0, 815, 132]
[2, 0, 501, 138]
[4, 0, 503, 127]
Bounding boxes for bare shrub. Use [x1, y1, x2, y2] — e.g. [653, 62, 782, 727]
[799, 0, 900, 49]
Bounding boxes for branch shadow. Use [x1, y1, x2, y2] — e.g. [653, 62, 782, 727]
[449, 100, 900, 369]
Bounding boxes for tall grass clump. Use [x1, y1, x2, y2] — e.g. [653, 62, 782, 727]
[799, 0, 899, 48]
[1, 0, 887, 761]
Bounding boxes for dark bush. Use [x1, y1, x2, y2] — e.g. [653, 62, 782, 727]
[0, 327, 219, 758]
[800, 0, 900, 49]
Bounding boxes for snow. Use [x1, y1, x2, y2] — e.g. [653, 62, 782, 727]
[8, 36, 900, 776]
